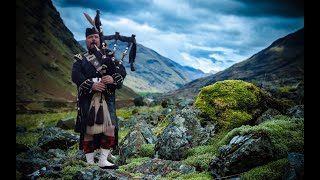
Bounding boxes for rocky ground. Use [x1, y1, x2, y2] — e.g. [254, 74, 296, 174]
[16, 80, 304, 179]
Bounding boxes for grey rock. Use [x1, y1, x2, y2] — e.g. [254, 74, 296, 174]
[38, 127, 79, 150]
[209, 133, 274, 178]
[56, 116, 75, 130]
[139, 120, 157, 144]
[155, 106, 216, 160]
[118, 125, 147, 164]
[255, 108, 281, 125]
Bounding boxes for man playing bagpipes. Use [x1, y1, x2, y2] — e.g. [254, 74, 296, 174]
[71, 9, 136, 169]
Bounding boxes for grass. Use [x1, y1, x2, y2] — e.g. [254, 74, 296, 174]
[117, 105, 165, 120]
[16, 111, 77, 131]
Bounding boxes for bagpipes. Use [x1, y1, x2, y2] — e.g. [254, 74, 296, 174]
[84, 10, 136, 71]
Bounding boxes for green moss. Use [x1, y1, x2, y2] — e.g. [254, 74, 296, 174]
[139, 105, 165, 114]
[166, 171, 182, 179]
[182, 130, 229, 172]
[194, 80, 263, 129]
[59, 159, 88, 179]
[62, 158, 88, 167]
[117, 109, 133, 119]
[183, 145, 216, 158]
[60, 165, 84, 179]
[208, 130, 229, 147]
[65, 143, 79, 157]
[275, 98, 296, 112]
[182, 153, 215, 171]
[279, 86, 296, 93]
[176, 171, 213, 180]
[127, 157, 151, 164]
[240, 158, 289, 180]
[119, 128, 129, 142]
[220, 110, 252, 129]
[139, 144, 155, 158]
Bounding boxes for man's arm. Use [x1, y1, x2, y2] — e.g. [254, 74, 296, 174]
[112, 63, 126, 89]
[72, 54, 94, 96]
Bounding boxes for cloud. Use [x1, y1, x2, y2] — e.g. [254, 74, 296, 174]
[180, 53, 224, 74]
[52, 0, 304, 74]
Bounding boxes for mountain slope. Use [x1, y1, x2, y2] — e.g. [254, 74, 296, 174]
[161, 27, 304, 99]
[79, 40, 208, 92]
[174, 63, 210, 80]
[16, 0, 137, 112]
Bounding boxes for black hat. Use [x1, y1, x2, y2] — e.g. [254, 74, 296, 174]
[85, 27, 98, 37]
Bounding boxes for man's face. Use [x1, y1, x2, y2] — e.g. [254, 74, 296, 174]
[86, 34, 101, 50]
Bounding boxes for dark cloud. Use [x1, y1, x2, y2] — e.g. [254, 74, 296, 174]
[188, 0, 304, 18]
[235, 0, 304, 17]
[53, 0, 152, 14]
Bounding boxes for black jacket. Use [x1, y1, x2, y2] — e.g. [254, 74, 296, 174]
[71, 49, 126, 134]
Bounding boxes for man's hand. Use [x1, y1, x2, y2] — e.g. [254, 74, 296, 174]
[101, 75, 114, 85]
[92, 82, 105, 92]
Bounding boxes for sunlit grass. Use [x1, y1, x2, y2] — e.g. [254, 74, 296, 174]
[16, 132, 41, 147]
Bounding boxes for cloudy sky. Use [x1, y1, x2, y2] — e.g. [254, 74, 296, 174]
[52, 0, 304, 74]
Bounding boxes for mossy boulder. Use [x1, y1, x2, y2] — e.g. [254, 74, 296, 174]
[209, 115, 304, 178]
[194, 80, 271, 129]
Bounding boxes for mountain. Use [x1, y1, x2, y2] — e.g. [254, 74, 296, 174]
[160, 27, 304, 100]
[16, 0, 137, 112]
[169, 61, 210, 80]
[78, 40, 208, 93]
